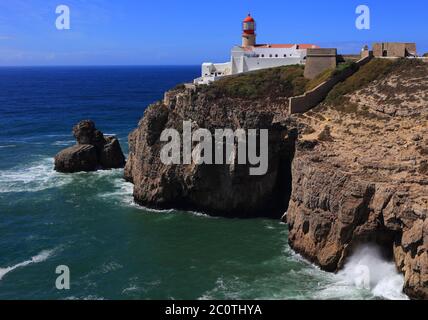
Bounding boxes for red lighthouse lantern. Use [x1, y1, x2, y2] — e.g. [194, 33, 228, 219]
[242, 14, 256, 47]
[242, 13, 255, 34]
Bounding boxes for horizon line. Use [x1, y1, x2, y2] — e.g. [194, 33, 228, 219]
[0, 64, 202, 68]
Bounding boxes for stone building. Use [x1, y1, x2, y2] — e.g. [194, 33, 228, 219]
[373, 42, 417, 57]
[194, 14, 319, 85]
[303, 48, 337, 79]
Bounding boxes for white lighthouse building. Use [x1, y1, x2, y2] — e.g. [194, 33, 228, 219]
[194, 14, 319, 85]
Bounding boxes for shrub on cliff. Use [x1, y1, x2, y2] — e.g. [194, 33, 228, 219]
[326, 59, 395, 107]
[326, 59, 424, 108]
[200, 65, 309, 100]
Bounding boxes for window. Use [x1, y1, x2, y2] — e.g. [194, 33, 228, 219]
[261, 54, 264, 57]
[269, 54, 272, 58]
[284, 54, 286, 57]
[275, 54, 278, 57]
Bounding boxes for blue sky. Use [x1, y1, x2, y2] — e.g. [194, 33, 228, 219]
[0, 0, 427, 66]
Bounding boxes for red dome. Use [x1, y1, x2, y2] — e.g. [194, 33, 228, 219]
[243, 14, 255, 23]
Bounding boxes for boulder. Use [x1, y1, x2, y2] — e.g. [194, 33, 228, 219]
[54, 145, 98, 173]
[54, 120, 125, 173]
[100, 136, 126, 169]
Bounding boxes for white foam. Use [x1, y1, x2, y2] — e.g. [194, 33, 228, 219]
[98, 177, 212, 218]
[51, 140, 75, 146]
[0, 158, 73, 193]
[317, 245, 408, 300]
[0, 249, 55, 281]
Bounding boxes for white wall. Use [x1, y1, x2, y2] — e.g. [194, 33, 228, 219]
[196, 45, 308, 84]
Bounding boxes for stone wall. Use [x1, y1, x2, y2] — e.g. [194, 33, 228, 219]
[289, 55, 373, 114]
[373, 42, 417, 57]
[304, 48, 338, 79]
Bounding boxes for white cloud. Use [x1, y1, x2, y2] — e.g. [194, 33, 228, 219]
[0, 36, 12, 40]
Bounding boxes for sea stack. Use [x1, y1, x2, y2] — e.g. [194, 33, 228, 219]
[54, 120, 126, 173]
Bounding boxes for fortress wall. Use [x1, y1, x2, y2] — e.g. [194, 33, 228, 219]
[304, 48, 338, 80]
[242, 56, 303, 72]
[289, 55, 372, 114]
[373, 43, 417, 57]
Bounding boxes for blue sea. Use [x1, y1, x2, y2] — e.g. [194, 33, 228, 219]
[0, 66, 408, 300]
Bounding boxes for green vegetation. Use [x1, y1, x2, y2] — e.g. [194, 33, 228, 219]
[199, 65, 309, 100]
[305, 68, 334, 91]
[423, 53, 428, 57]
[325, 59, 396, 106]
[333, 61, 358, 75]
[305, 61, 358, 92]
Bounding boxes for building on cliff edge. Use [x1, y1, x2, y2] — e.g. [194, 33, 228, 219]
[194, 14, 320, 85]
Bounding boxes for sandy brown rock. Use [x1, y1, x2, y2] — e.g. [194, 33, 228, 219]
[287, 59, 428, 299]
[55, 120, 125, 173]
[125, 88, 295, 218]
[100, 136, 126, 169]
[54, 144, 98, 173]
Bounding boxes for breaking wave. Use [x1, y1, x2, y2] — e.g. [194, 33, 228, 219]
[0, 249, 55, 281]
[0, 158, 73, 193]
[98, 176, 211, 217]
[316, 246, 408, 300]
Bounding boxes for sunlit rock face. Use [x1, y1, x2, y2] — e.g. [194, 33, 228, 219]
[55, 120, 125, 173]
[286, 59, 428, 299]
[125, 87, 297, 219]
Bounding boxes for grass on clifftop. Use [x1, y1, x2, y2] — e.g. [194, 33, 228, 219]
[199, 65, 309, 100]
[305, 61, 359, 92]
[325, 59, 398, 106]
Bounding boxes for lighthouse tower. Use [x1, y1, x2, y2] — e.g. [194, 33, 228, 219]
[242, 14, 256, 47]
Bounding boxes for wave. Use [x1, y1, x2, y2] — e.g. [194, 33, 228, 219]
[98, 177, 211, 218]
[51, 140, 75, 146]
[0, 158, 73, 193]
[0, 145, 17, 149]
[0, 249, 55, 281]
[316, 245, 408, 300]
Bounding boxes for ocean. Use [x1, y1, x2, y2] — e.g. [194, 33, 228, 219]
[0, 66, 408, 300]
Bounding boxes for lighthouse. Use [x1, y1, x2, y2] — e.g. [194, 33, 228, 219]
[242, 14, 256, 47]
[194, 13, 320, 85]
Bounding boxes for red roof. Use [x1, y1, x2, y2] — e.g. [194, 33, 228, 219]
[254, 44, 320, 49]
[243, 14, 255, 22]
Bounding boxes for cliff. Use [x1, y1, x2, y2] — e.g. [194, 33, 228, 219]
[125, 60, 428, 299]
[287, 59, 428, 299]
[125, 66, 309, 218]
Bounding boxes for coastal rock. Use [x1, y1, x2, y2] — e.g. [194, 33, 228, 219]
[126, 60, 428, 298]
[100, 136, 127, 169]
[287, 59, 428, 299]
[54, 120, 125, 173]
[54, 144, 98, 173]
[125, 89, 296, 218]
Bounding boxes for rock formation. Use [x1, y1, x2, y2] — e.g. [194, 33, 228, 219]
[125, 60, 428, 299]
[287, 59, 428, 299]
[125, 91, 296, 218]
[55, 120, 126, 173]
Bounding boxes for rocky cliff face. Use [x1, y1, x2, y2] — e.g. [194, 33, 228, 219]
[55, 120, 126, 173]
[287, 59, 428, 299]
[124, 87, 296, 218]
[125, 60, 428, 299]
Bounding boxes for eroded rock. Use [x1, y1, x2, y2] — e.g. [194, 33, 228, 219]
[54, 120, 125, 173]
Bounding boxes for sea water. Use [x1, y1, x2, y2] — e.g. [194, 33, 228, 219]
[0, 66, 407, 300]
